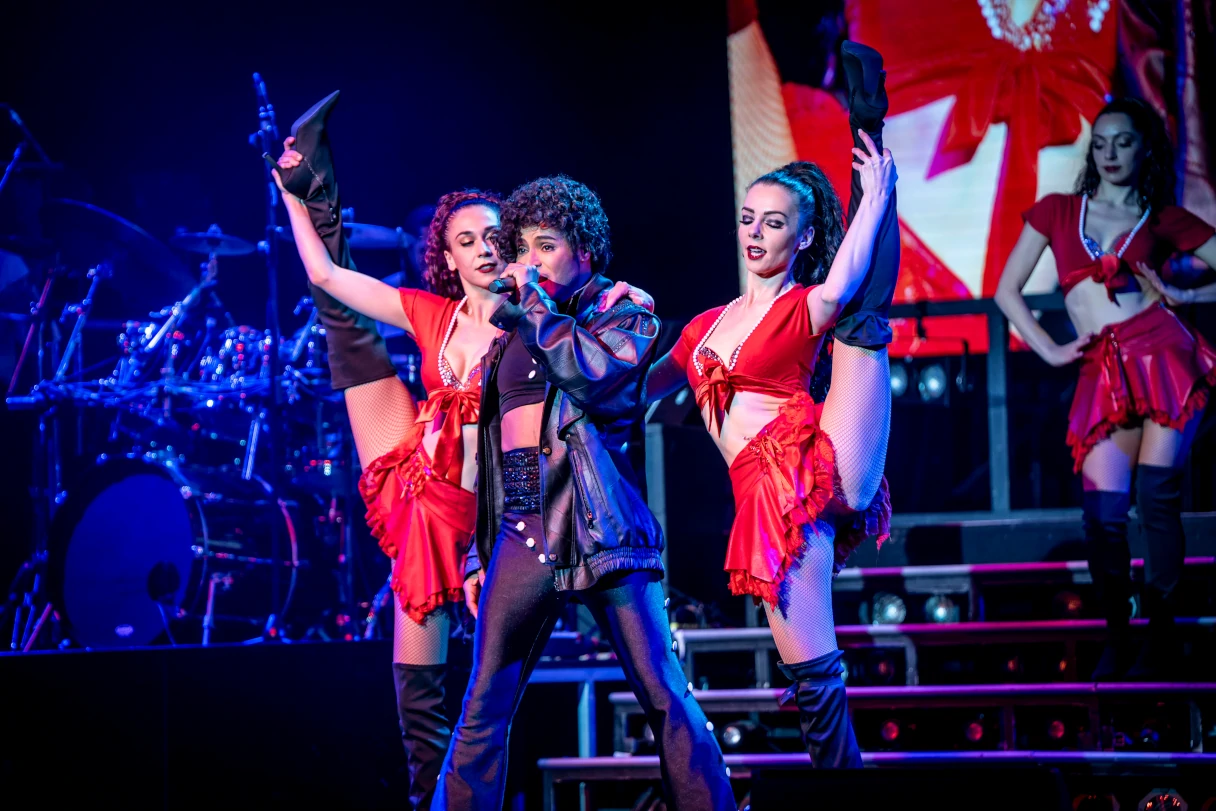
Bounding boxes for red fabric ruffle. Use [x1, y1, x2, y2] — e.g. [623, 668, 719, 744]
[1066, 304, 1216, 472]
[725, 393, 892, 607]
[359, 431, 476, 624]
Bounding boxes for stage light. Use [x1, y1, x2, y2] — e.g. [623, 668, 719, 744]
[1073, 794, 1119, 811]
[880, 719, 901, 743]
[964, 718, 985, 743]
[918, 363, 947, 401]
[719, 720, 767, 752]
[1004, 655, 1023, 675]
[1140, 790, 1187, 811]
[1053, 590, 1084, 619]
[890, 362, 909, 397]
[924, 594, 959, 623]
[1048, 720, 1067, 741]
[1138, 724, 1161, 750]
[872, 592, 907, 625]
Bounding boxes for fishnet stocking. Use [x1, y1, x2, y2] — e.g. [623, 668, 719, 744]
[345, 376, 437, 664]
[819, 342, 890, 510]
[764, 520, 839, 664]
[393, 599, 451, 666]
[343, 375, 417, 468]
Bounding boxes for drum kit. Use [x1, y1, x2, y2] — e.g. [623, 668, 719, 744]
[1, 81, 421, 652]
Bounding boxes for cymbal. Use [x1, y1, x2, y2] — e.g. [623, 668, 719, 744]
[276, 221, 413, 250]
[171, 225, 256, 256]
[40, 199, 195, 318]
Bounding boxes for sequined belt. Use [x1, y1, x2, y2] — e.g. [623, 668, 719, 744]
[503, 447, 541, 514]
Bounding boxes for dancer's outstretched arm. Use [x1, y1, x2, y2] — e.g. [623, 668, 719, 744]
[273, 142, 416, 466]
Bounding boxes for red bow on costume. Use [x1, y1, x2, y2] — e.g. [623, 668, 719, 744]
[848, 0, 1115, 296]
[415, 387, 480, 479]
[694, 364, 736, 436]
[1061, 253, 1137, 303]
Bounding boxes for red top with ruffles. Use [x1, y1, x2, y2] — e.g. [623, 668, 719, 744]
[397, 289, 484, 485]
[1023, 193, 1214, 299]
[670, 285, 825, 432]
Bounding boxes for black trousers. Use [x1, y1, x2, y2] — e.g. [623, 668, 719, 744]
[434, 513, 735, 811]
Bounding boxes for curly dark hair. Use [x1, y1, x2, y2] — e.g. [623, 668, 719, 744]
[422, 189, 501, 300]
[494, 175, 612, 274]
[1074, 98, 1174, 213]
[748, 161, 845, 286]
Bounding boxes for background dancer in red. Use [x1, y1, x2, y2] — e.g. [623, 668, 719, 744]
[995, 98, 1216, 680]
[644, 41, 899, 767]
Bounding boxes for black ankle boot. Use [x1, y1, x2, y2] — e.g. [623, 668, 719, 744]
[392, 663, 452, 810]
[1083, 491, 1134, 680]
[778, 650, 862, 768]
[840, 40, 888, 135]
[279, 91, 396, 391]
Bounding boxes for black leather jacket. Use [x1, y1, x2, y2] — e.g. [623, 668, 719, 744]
[464, 275, 665, 591]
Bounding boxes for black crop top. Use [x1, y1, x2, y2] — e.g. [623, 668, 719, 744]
[498, 333, 547, 415]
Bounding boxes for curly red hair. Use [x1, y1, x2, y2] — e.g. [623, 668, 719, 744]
[422, 189, 502, 300]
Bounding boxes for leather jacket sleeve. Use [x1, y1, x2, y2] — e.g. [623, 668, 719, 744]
[494, 282, 661, 418]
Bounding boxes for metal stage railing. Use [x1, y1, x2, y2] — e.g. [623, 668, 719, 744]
[887, 292, 1067, 514]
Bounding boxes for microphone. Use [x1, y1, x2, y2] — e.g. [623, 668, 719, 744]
[487, 277, 517, 295]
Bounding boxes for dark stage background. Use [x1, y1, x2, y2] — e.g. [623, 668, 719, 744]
[0, 0, 738, 583]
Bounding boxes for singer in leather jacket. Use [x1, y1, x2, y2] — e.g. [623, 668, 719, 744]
[463, 274, 665, 591]
[434, 175, 734, 811]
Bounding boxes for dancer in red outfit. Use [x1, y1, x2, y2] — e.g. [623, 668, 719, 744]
[278, 160, 504, 806]
[645, 42, 898, 767]
[995, 98, 1216, 680]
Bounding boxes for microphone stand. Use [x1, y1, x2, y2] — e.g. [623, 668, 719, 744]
[249, 73, 285, 641]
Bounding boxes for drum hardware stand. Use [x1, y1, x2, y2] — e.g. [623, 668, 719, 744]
[250, 71, 287, 626]
[201, 572, 234, 647]
[2, 264, 110, 652]
[241, 417, 262, 481]
[54, 263, 111, 382]
[288, 295, 319, 365]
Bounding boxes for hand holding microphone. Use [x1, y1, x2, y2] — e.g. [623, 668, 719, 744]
[489, 263, 541, 295]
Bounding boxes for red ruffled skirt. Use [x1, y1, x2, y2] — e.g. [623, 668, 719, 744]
[725, 392, 892, 607]
[359, 431, 476, 624]
[1067, 304, 1216, 472]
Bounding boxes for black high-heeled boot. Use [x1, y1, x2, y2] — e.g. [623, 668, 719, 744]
[835, 40, 899, 350]
[278, 91, 397, 391]
[393, 663, 452, 810]
[1126, 465, 1187, 680]
[840, 40, 888, 136]
[1084, 490, 1135, 680]
[778, 650, 863, 768]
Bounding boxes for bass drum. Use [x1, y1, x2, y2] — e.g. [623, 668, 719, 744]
[48, 456, 331, 648]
